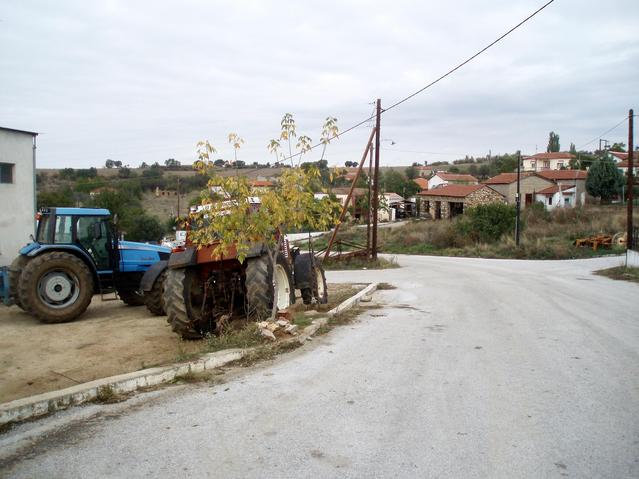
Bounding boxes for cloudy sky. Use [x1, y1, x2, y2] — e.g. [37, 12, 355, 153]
[1, 0, 637, 168]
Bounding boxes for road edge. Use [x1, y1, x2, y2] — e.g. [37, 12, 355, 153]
[0, 282, 378, 428]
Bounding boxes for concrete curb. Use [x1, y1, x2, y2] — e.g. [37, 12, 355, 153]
[0, 282, 378, 427]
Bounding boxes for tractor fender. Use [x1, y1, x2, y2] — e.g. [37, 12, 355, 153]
[140, 260, 168, 292]
[293, 253, 315, 290]
[25, 245, 99, 290]
[168, 248, 197, 269]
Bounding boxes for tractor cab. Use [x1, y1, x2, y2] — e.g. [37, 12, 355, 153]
[34, 207, 115, 271]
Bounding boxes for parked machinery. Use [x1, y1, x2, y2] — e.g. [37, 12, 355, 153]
[158, 233, 327, 340]
[0, 207, 170, 322]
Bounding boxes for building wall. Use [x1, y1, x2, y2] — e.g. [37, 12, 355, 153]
[522, 157, 571, 171]
[493, 176, 554, 207]
[464, 187, 506, 208]
[535, 190, 577, 210]
[0, 130, 36, 266]
[420, 187, 504, 220]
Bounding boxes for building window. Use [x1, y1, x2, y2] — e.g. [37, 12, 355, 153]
[548, 196, 552, 205]
[564, 197, 570, 205]
[557, 161, 564, 169]
[0, 163, 14, 183]
[543, 160, 550, 169]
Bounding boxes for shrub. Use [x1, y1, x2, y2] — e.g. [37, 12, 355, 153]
[456, 203, 516, 243]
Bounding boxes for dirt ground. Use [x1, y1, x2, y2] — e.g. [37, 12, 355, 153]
[0, 284, 362, 404]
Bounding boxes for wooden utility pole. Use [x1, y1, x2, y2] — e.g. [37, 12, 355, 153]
[177, 177, 181, 218]
[627, 109, 634, 250]
[366, 143, 373, 255]
[371, 99, 381, 260]
[515, 150, 521, 246]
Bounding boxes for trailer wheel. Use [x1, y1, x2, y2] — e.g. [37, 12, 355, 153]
[245, 253, 295, 320]
[164, 268, 205, 339]
[144, 269, 167, 316]
[19, 252, 94, 323]
[9, 255, 29, 310]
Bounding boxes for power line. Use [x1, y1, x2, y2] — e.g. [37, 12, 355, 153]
[280, 0, 556, 163]
[577, 115, 631, 150]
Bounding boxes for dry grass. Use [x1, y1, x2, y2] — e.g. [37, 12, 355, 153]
[595, 266, 639, 284]
[320, 206, 633, 260]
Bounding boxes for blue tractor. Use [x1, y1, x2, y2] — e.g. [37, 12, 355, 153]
[0, 207, 171, 323]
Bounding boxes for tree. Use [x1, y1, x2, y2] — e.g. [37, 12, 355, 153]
[140, 162, 148, 168]
[123, 213, 165, 242]
[213, 159, 225, 167]
[610, 142, 626, 152]
[165, 158, 181, 168]
[189, 118, 340, 319]
[113, 160, 123, 168]
[105, 159, 114, 168]
[547, 131, 560, 153]
[586, 159, 625, 203]
[405, 166, 417, 180]
[118, 167, 134, 178]
[37, 187, 75, 208]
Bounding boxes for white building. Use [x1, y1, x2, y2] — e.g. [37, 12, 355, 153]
[535, 184, 577, 210]
[0, 127, 38, 266]
[522, 152, 575, 171]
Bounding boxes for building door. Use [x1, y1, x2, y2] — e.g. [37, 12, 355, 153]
[434, 201, 441, 220]
[525, 193, 533, 206]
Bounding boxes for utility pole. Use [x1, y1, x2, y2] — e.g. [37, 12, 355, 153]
[366, 144, 373, 256]
[627, 109, 634, 250]
[371, 99, 381, 260]
[515, 150, 521, 246]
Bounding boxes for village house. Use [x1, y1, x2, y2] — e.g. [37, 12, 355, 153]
[412, 177, 429, 191]
[414, 166, 434, 178]
[521, 152, 575, 171]
[535, 184, 578, 210]
[418, 184, 505, 220]
[482, 172, 555, 208]
[0, 126, 38, 266]
[617, 160, 639, 176]
[427, 172, 478, 190]
[536, 169, 587, 206]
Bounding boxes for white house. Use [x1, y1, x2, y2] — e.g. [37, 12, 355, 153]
[535, 184, 577, 210]
[0, 127, 38, 266]
[427, 172, 478, 190]
[522, 152, 575, 171]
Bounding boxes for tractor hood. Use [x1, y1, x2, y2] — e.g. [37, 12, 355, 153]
[118, 241, 171, 254]
[118, 240, 171, 273]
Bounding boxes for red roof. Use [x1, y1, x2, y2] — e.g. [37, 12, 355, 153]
[250, 180, 274, 187]
[413, 178, 429, 190]
[418, 184, 499, 198]
[537, 170, 587, 181]
[537, 184, 575, 195]
[434, 173, 478, 183]
[617, 160, 637, 168]
[610, 151, 628, 161]
[483, 172, 533, 184]
[527, 152, 575, 160]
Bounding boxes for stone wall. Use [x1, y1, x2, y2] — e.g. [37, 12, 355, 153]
[465, 186, 506, 208]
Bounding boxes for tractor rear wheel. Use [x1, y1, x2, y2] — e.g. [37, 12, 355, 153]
[303, 263, 327, 305]
[9, 255, 29, 310]
[19, 252, 94, 323]
[144, 269, 167, 316]
[164, 268, 205, 339]
[245, 253, 295, 320]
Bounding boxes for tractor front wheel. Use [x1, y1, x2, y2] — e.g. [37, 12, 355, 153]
[164, 268, 205, 339]
[144, 269, 167, 316]
[245, 253, 295, 320]
[19, 252, 94, 323]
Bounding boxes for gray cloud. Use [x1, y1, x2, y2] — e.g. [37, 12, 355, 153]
[1, 0, 637, 168]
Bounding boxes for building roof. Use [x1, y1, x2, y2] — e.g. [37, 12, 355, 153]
[537, 170, 587, 181]
[332, 187, 368, 196]
[482, 172, 534, 184]
[537, 184, 575, 195]
[0, 126, 38, 136]
[617, 160, 637, 168]
[526, 152, 575, 160]
[418, 184, 498, 198]
[249, 180, 274, 187]
[384, 192, 404, 203]
[434, 173, 478, 183]
[413, 177, 429, 190]
[610, 151, 629, 161]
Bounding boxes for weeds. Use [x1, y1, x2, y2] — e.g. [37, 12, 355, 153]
[377, 282, 397, 290]
[323, 256, 399, 270]
[595, 266, 639, 284]
[94, 385, 126, 404]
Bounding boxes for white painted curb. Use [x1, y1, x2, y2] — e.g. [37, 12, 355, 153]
[0, 282, 378, 427]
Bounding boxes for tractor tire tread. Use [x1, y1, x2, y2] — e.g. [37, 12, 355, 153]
[164, 268, 202, 339]
[144, 269, 167, 316]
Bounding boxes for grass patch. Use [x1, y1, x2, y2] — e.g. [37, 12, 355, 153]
[322, 256, 399, 270]
[233, 341, 302, 368]
[172, 370, 215, 384]
[93, 385, 127, 404]
[594, 266, 639, 284]
[377, 282, 397, 290]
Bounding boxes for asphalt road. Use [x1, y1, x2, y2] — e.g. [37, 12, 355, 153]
[2, 255, 638, 478]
